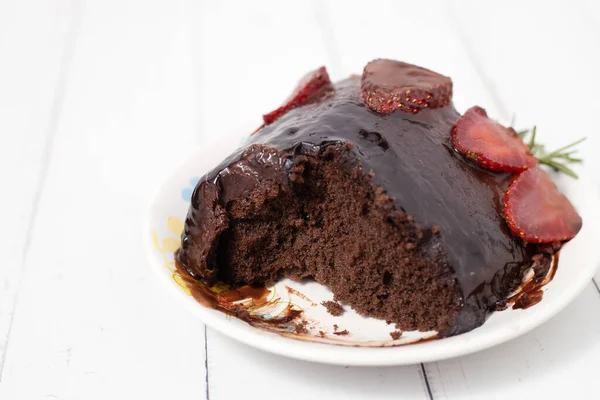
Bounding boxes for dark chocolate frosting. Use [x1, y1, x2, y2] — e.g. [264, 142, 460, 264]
[181, 77, 547, 335]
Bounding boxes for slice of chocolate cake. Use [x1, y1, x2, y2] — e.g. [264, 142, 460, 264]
[177, 59, 581, 337]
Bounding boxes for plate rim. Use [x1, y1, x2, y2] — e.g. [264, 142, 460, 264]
[144, 141, 600, 366]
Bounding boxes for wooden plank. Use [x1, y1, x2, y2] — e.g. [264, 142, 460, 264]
[0, 0, 79, 378]
[443, 0, 600, 178]
[425, 284, 600, 399]
[206, 329, 429, 400]
[198, 1, 331, 145]
[319, 0, 508, 120]
[0, 0, 207, 398]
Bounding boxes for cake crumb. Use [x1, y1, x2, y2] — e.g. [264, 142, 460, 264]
[390, 330, 403, 340]
[292, 320, 309, 334]
[333, 329, 349, 336]
[318, 330, 326, 338]
[333, 324, 339, 332]
[321, 300, 344, 316]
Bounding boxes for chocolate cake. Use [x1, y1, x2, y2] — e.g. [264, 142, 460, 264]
[177, 59, 582, 337]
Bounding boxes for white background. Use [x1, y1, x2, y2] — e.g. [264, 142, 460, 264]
[1, 0, 599, 399]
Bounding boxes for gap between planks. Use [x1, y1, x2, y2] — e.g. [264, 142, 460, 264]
[420, 363, 434, 400]
[204, 325, 210, 400]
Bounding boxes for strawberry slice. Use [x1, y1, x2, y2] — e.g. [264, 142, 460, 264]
[263, 66, 332, 125]
[504, 167, 582, 243]
[451, 106, 538, 172]
[361, 59, 452, 114]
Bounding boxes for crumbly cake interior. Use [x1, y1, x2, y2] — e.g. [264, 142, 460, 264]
[213, 145, 460, 332]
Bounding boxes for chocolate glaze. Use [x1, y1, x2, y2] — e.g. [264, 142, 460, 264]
[509, 251, 559, 310]
[174, 259, 302, 326]
[179, 77, 557, 336]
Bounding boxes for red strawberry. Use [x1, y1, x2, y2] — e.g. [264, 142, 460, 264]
[361, 59, 452, 114]
[504, 167, 582, 243]
[451, 106, 538, 172]
[263, 66, 332, 125]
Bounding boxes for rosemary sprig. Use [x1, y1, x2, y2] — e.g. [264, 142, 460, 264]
[518, 126, 586, 179]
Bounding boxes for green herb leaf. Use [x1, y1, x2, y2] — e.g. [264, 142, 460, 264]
[546, 137, 587, 158]
[538, 159, 579, 179]
[527, 126, 537, 149]
[519, 127, 585, 179]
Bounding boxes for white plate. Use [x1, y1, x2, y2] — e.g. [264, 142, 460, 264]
[144, 138, 600, 366]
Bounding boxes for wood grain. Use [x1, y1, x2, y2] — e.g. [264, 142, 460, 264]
[0, 0, 81, 380]
[0, 0, 598, 398]
[444, 0, 600, 176]
[425, 284, 600, 399]
[0, 0, 207, 398]
[206, 329, 430, 400]
[197, 0, 331, 144]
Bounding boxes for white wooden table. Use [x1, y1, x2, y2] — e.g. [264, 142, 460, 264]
[1, 1, 599, 398]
